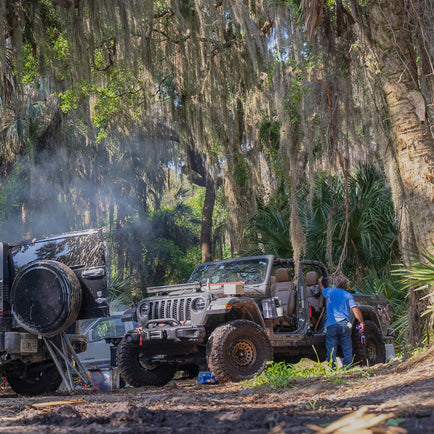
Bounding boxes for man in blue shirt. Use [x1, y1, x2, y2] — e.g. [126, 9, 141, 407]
[319, 275, 365, 368]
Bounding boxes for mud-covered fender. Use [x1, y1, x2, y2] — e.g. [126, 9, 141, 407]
[354, 305, 382, 330]
[206, 296, 265, 328]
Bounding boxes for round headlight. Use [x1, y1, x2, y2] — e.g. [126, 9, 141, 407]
[138, 302, 150, 317]
[192, 297, 206, 312]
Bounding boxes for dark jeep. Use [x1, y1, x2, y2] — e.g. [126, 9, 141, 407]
[0, 229, 109, 395]
[117, 256, 393, 386]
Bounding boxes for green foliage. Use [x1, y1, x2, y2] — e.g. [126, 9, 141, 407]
[386, 418, 406, 427]
[183, 183, 230, 261]
[16, 2, 73, 84]
[247, 164, 398, 280]
[282, 69, 308, 126]
[109, 273, 140, 310]
[0, 377, 8, 390]
[303, 164, 399, 278]
[259, 119, 280, 153]
[128, 202, 199, 286]
[233, 157, 250, 187]
[148, 203, 200, 254]
[359, 268, 408, 345]
[394, 245, 434, 334]
[361, 247, 434, 347]
[58, 63, 145, 142]
[246, 204, 292, 257]
[0, 160, 30, 230]
[21, 44, 39, 85]
[359, 269, 406, 318]
[259, 118, 281, 173]
[59, 81, 94, 112]
[144, 238, 195, 285]
[241, 359, 359, 390]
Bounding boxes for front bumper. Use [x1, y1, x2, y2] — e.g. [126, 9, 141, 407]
[127, 324, 206, 344]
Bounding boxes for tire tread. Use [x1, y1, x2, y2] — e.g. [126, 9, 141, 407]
[117, 337, 177, 387]
[207, 319, 272, 383]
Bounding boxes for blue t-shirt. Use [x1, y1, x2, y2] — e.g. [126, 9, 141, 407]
[322, 287, 356, 327]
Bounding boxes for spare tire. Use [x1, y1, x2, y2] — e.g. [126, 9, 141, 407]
[11, 260, 81, 337]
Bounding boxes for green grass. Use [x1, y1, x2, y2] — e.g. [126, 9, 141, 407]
[240, 359, 370, 390]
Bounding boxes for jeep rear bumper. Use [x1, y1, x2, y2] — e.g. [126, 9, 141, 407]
[0, 332, 87, 372]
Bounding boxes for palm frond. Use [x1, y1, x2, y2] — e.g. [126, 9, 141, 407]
[393, 244, 434, 331]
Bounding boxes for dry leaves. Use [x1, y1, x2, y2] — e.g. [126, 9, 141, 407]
[308, 406, 407, 434]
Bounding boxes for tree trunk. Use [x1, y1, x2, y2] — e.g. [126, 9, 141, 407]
[352, 0, 434, 343]
[184, 142, 218, 263]
[410, 0, 434, 139]
[201, 174, 215, 263]
[116, 204, 127, 281]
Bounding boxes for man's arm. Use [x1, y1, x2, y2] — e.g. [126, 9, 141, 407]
[351, 306, 365, 332]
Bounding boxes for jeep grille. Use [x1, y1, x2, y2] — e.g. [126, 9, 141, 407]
[148, 297, 193, 322]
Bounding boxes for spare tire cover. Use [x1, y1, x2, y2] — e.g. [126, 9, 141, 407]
[11, 260, 81, 337]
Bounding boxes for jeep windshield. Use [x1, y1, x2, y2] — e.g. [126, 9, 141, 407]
[188, 257, 270, 285]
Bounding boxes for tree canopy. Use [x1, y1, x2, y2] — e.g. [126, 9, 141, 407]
[1, 0, 433, 344]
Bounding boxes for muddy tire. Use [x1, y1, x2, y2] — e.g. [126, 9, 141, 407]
[116, 337, 177, 387]
[352, 320, 386, 366]
[7, 362, 62, 396]
[11, 260, 81, 337]
[206, 320, 272, 383]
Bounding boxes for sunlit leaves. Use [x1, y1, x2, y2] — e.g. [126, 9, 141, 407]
[394, 245, 434, 333]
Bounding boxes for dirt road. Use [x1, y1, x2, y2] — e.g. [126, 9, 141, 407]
[0, 348, 432, 433]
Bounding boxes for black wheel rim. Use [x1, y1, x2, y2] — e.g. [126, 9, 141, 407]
[138, 351, 158, 371]
[230, 338, 257, 370]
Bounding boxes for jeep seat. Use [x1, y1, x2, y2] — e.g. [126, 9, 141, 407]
[305, 271, 325, 330]
[270, 268, 295, 315]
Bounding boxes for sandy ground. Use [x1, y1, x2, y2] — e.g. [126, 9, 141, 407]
[0, 348, 433, 433]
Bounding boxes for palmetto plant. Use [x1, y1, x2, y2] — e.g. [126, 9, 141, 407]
[396, 245, 434, 334]
[346, 165, 399, 271]
[304, 165, 399, 278]
[247, 165, 398, 281]
[245, 204, 292, 258]
[109, 273, 139, 311]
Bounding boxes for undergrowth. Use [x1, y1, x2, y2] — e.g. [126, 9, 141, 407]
[240, 360, 369, 390]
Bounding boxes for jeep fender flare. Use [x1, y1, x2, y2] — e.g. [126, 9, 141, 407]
[223, 298, 266, 328]
[354, 305, 382, 330]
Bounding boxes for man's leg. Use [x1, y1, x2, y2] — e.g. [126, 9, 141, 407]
[326, 324, 339, 368]
[340, 323, 354, 367]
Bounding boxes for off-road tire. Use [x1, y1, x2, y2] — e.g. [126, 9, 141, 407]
[352, 319, 386, 366]
[7, 362, 62, 396]
[206, 319, 273, 383]
[116, 336, 177, 387]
